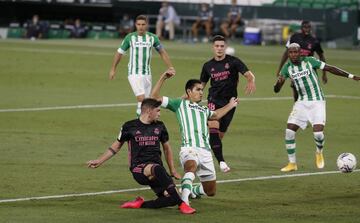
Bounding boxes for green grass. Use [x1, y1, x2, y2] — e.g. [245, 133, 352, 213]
[0, 39, 359, 222]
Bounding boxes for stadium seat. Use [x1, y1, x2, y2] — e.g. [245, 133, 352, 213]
[312, 0, 326, 9]
[7, 23, 25, 38]
[286, 0, 300, 7]
[298, 0, 313, 8]
[48, 23, 64, 39]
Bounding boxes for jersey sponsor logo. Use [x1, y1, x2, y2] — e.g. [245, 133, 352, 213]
[291, 69, 310, 79]
[211, 70, 230, 81]
[135, 130, 141, 135]
[307, 43, 312, 49]
[135, 135, 159, 146]
[188, 103, 207, 112]
[211, 68, 215, 72]
[134, 41, 152, 47]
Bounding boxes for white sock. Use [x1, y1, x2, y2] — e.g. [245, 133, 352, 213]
[181, 172, 195, 205]
[191, 184, 205, 198]
[314, 131, 325, 153]
[285, 129, 296, 163]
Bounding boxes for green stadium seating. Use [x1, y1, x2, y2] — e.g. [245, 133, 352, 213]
[7, 23, 26, 38]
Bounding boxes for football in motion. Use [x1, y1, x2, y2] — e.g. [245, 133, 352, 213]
[225, 46, 235, 56]
[337, 153, 357, 173]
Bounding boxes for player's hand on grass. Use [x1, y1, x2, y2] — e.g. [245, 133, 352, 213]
[87, 160, 101, 168]
[245, 81, 256, 95]
[109, 70, 116, 80]
[353, 75, 360, 81]
[171, 170, 182, 180]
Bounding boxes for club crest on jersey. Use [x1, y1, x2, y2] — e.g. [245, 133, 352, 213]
[154, 128, 160, 135]
[225, 63, 230, 69]
[135, 130, 142, 135]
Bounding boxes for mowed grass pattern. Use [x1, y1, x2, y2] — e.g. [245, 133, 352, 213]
[0, 39, 359, 223]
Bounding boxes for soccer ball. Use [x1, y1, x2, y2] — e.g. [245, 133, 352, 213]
[337, 153, 357, 173]
[225, 46, 235, 56]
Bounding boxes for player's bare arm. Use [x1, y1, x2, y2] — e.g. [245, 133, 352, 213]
[274, 76, 286, 93]
[87, 140, 123, 168]
[323, 64, 359, 81]
[276, 50, 288, 77]
[162, 142, 181, 180]
[209, 97, 239, 120]
[318, 52, 328, 84]
[151, 71, 174, 101]
[109, 52, 123, 80]
[243, 71, 256, 95]
[158, 48, 176, 76]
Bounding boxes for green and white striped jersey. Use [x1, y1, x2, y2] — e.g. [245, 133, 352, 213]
[118, 32, 162, 76]
[280, 57, 326, 101]
[162, 96, 214, 150]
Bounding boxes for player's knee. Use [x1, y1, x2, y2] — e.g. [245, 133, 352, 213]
[205, 188, 216, 196]
[285, 128, 296, 139]
[313, 131, 324, 140]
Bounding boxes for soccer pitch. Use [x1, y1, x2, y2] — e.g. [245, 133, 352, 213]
[0, 39, 359, 222]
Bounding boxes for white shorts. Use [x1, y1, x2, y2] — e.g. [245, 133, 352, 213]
[179, 147, 216, 182]
[127, 75, 152, 97]
[287, 101, 326, 130]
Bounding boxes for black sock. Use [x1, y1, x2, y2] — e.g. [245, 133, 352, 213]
[141, 165, 182, 209]
[210, 129, 224, 163]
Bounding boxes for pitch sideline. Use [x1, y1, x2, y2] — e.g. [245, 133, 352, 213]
[0, 169, 359, 203]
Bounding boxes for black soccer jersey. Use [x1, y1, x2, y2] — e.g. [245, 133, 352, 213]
[117, 119, 169, 169]
[287, 32, 323, 57]
[200, 55, 249, 106]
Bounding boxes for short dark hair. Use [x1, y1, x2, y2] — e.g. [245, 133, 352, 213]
[301, 20, 311, 27]
[212, 35, 226, 43]
[185, 79, 202, 94]
[136, 15, 148, 23]
[141, 98, 161, 112]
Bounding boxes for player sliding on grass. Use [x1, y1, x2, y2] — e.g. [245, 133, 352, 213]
[274, 43, 359, 172]
[87, 98, 195, 214]
[151, 71, 239, 205]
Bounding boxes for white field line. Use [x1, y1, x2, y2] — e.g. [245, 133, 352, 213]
[0, 169, 359, 204]
[0, 95, 359, 113]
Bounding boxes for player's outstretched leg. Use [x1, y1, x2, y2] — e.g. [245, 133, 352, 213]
[181, 172, 195, 205]
[141, 165, 196, 214]
[210, 128, 230, 173]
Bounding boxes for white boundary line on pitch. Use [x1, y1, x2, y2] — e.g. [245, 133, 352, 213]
[0, 169, 359, 204]
[1, 95, 359, 113]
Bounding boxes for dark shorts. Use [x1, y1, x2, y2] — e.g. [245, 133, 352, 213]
[208, 101, 236, 133]
[131, 163, 172, 196]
